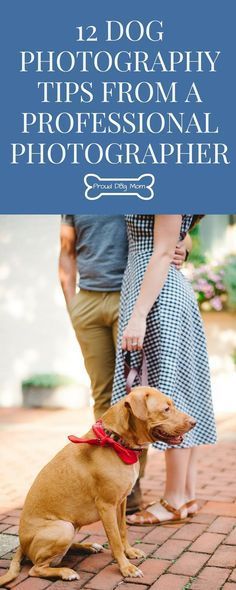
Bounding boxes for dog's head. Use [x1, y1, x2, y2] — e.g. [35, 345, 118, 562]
[124, 386, 196, 445]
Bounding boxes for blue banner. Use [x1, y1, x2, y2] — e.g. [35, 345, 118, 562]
[1, 0, 235, 213]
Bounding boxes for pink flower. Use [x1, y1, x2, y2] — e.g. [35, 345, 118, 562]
[208, 272, 221, 282]
[199, 284, 214, 298]
[197, 278, 208, 287]
[216, 282, 224, 291]
[210, 296, 223, 311]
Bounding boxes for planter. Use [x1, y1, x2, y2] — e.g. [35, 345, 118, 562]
[22, 383, 90, 409]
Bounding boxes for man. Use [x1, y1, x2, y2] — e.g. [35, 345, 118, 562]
[59, 215, 191, 513]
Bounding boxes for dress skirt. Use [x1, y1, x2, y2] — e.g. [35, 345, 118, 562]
[112, 215, 217, 450]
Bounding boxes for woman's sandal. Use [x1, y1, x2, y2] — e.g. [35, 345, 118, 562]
[185, 499, 198, 517]
[126, 498, 190, 526]
[144, 499, 198, 516]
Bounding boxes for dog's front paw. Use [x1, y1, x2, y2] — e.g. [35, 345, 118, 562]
[125, 546, 146, 559]
[90, 543, 104, 553]
[61, 568, 80, 581]
[121, 563, 143, 578]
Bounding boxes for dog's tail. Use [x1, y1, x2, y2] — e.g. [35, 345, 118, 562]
[0, 546, 24, 587]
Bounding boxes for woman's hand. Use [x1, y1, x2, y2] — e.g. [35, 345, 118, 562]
[122, 311, 147, 351]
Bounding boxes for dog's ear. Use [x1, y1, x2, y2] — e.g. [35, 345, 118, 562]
[125, 389, 149, 421]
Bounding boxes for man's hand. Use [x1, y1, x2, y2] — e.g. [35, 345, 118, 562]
[172, 234, 192, 270]
[172, 242, 187, 270]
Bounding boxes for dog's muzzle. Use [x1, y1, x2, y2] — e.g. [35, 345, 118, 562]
[150, 416, 197, 445]
[150, 428, 184, 445]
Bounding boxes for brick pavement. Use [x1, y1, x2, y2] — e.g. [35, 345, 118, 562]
[0, 408, 236, 589]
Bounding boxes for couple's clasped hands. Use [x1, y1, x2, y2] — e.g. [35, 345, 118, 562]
[122, 241, 187, 351]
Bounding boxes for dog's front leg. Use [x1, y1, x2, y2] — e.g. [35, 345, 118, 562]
[117, 500, 146, 560]
[96, 500, 143, 578]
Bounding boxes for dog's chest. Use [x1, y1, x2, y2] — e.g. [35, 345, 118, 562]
[118, 462, 139, 503]
[130, 462, 139, 490]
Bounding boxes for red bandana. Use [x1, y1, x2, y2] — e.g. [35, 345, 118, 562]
[68, 420, 142, 465]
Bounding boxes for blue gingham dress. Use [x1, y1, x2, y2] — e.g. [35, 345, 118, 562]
[112, 215, 217, 449]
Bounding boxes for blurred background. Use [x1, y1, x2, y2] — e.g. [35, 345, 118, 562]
[0, 214, 236, 515]
[0, 214, 235, 413]
[0, 214, 235, 587]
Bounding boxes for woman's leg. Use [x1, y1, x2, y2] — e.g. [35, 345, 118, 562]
[185, 447, 198, 514]
[164, 448, 191, 507]
[127, 447, 199, 524]
[148, 448, 190, 521]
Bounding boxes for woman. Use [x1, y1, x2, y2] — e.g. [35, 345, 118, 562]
[112, 215, 217, 525]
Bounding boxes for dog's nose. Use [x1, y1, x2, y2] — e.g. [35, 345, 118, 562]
[189, 417, 197, 427]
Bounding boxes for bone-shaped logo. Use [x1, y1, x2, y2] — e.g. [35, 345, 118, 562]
[84, 174, 155, 200]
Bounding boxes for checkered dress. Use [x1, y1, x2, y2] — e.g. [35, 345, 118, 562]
[112, 215, 217, 449]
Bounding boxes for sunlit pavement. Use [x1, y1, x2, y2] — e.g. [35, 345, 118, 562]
[0, 406, 236, 589]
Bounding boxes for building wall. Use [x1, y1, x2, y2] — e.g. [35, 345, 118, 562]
[201, 215, 236, 258]
[0, 216, 89, 406]
[0, 215, 235, 410]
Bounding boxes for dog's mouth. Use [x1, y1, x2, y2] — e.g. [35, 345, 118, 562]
[151, 428, 184, 445]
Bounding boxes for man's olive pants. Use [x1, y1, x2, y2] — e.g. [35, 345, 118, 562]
[68, 289, 147, 477]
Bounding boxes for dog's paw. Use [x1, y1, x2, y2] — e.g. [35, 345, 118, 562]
[121, 563, 143, 578]
[90, 543, 104, 553]
[125, 546, 146, 559]
[61, 568, 80, 581]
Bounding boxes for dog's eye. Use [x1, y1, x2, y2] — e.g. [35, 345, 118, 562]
[164, 407, 170, 413]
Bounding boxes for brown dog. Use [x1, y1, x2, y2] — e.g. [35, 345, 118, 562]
[0, 387, 196, 585]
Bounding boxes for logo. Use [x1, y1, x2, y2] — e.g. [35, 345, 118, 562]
[84, 174, 155, 200]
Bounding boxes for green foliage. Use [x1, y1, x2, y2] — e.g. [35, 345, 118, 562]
[183, 580, 195, 590]
[188, 224, 206, 267]
[22, 374, 76, 389]
[224, 254, 236, 310]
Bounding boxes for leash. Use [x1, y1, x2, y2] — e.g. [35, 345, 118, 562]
[123, 350, 148, 394]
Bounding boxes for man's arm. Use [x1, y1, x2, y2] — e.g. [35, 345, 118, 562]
[59, 224, 77, 306]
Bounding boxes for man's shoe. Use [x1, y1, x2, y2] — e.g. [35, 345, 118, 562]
[126, 480, 142, 515]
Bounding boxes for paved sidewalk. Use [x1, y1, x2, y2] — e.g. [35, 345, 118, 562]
[0, 408, 236, 590]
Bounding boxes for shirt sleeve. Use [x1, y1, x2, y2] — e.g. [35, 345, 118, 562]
[61, 215, 75, 227]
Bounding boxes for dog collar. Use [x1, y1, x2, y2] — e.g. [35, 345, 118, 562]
[68, 419, 142, 465]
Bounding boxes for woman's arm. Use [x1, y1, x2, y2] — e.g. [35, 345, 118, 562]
[122, 215, 182, 351]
